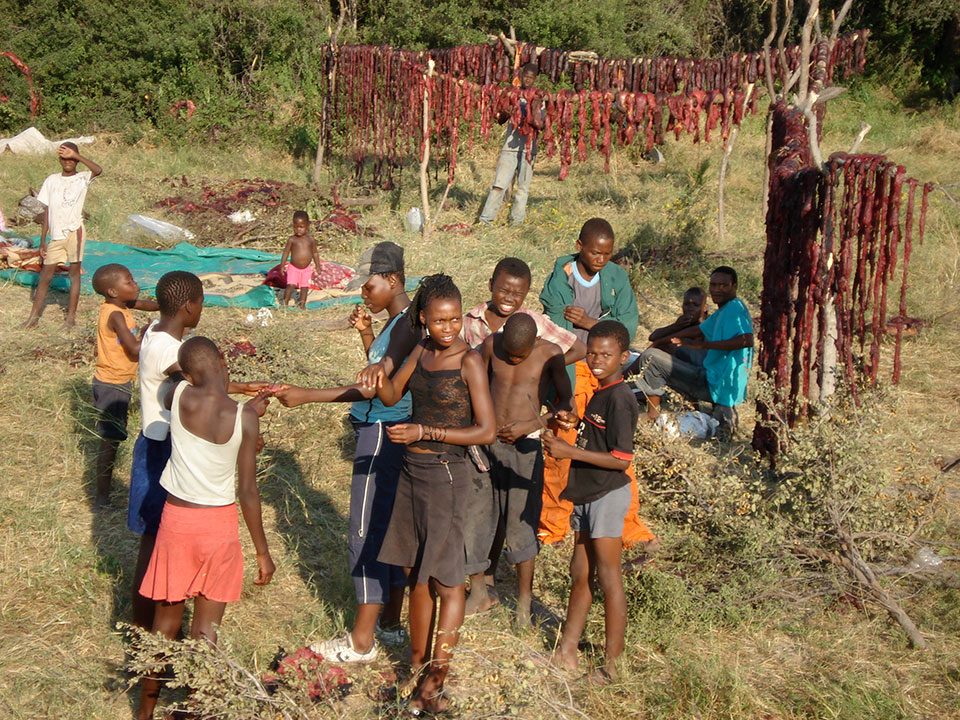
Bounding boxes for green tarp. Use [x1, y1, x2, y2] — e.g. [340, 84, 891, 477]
[0, 236, 377, 309]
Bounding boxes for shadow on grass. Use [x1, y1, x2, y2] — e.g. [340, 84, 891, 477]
[258, 444, 353, 613]
[64, 375, 143, 707]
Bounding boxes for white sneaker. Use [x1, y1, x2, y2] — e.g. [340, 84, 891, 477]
[375, 623, 408, 647]
[309, 633, 379, 663]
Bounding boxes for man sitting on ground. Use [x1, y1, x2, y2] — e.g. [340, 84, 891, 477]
[628, 267, 752, 431]
[647, 286, 708, 364]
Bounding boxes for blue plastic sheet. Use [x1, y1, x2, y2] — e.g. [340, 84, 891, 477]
[0, 237, 378, 309]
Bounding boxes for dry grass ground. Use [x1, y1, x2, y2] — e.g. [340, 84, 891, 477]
[0, 84, 958, 719]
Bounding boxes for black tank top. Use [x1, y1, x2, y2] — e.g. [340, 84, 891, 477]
[408, 355, 472, 456]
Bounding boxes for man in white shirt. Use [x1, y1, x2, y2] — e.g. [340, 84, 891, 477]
[24, 142, 102, 328]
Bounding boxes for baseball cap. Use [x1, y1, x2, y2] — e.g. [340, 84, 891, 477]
[346, 241, 405, 291]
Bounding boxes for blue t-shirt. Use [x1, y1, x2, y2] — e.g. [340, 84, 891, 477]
[350, 310, 413, 423]
[699, 297, 753, 407]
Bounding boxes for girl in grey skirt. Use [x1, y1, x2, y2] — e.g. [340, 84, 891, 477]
[367, 274, 495, 716]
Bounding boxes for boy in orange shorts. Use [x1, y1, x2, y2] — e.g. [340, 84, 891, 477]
[539, 218, 655, 549]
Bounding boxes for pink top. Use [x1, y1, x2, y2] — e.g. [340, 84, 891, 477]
[462, 302, 578, 351]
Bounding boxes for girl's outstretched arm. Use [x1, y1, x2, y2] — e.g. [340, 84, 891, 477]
[371, 341, 424, 407]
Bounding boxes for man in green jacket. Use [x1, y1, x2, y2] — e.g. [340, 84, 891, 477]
[539, 218, 639, 386]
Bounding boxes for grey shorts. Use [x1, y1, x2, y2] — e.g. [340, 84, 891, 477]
[490, 437, 543, 565]
[462, 458, 496, 575]
[570, 482, 631, 539]
[92, 378, 133, 441]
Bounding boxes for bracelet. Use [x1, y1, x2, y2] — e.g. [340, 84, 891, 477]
[417, 424, 424, 441]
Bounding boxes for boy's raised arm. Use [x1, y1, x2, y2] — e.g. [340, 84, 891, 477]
[132, 298, 160, 312]
[59, 145, 102, 177]
[237, 405, 274, 586]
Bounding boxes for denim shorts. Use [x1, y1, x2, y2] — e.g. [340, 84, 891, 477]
[127, 432, 171, 536]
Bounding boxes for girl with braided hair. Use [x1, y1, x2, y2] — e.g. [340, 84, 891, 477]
[365, 273, 495, 715]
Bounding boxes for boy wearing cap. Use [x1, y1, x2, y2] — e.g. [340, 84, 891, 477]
[276, 241, 420, 661]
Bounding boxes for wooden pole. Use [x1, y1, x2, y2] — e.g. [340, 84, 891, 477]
[419, 59, 435, 239]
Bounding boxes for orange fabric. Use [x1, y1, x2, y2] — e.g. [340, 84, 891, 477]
[94, 301, 138, 384]
[140, 502, 244, 603]
[538, 361, 655, 547]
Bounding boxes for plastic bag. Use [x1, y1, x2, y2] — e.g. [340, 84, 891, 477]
[405, 207, 423, 233]
[121, 214, 196, 243]
[655, 410, 719, 439]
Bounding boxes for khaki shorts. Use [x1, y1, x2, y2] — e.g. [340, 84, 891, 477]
[43, 227, 84, 266]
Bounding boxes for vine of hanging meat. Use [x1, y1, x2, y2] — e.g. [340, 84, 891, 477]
[324, 32, 869, 185]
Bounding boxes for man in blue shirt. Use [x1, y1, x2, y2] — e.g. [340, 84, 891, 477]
[628, 266, 753, 431]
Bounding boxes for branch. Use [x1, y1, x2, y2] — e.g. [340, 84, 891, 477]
[793, 542, 927, 648]
[762, 0, 778, 99]
[796, 0, 820, 101]
[848, 121, 871, 153]
[776, 0, 795, 87]
[829, 0, 855, 49]
[802, 103, 824, 167]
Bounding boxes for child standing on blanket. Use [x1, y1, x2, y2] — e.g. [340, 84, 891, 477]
[280, 210, 321, 308]
[90, 263, 159, 511]
[542, 320, 638, 682]
[24, 142, 102, 328]
[275, 241, 419, 662]
[366, 274, 495, 715]
[136, 337, 275, 720]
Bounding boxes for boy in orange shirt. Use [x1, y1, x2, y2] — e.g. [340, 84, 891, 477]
[91, 264, 159, 511]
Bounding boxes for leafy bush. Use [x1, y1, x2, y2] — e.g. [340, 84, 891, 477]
[0, 0, 331, 143]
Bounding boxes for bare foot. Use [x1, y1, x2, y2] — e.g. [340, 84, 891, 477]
[550, 647, 578, 672]
[63, 318, 76, 329]
[464, 585, 497, 616]
[583, 667, 614, 685]
[22, 316, 39, 328]
[92, 497, 111, 513]
[516, 598, 532, 627]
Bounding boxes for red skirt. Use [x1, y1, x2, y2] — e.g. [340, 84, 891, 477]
[139, 502, 244, 603]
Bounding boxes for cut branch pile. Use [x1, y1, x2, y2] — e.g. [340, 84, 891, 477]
[753, 102, 933, 454]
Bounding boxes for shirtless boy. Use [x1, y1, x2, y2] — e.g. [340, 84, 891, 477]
[465, 313, 574, 623]
[279, 210, 321, 308]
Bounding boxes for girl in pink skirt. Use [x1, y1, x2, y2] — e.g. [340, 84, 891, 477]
[136, 337, 274, 720]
